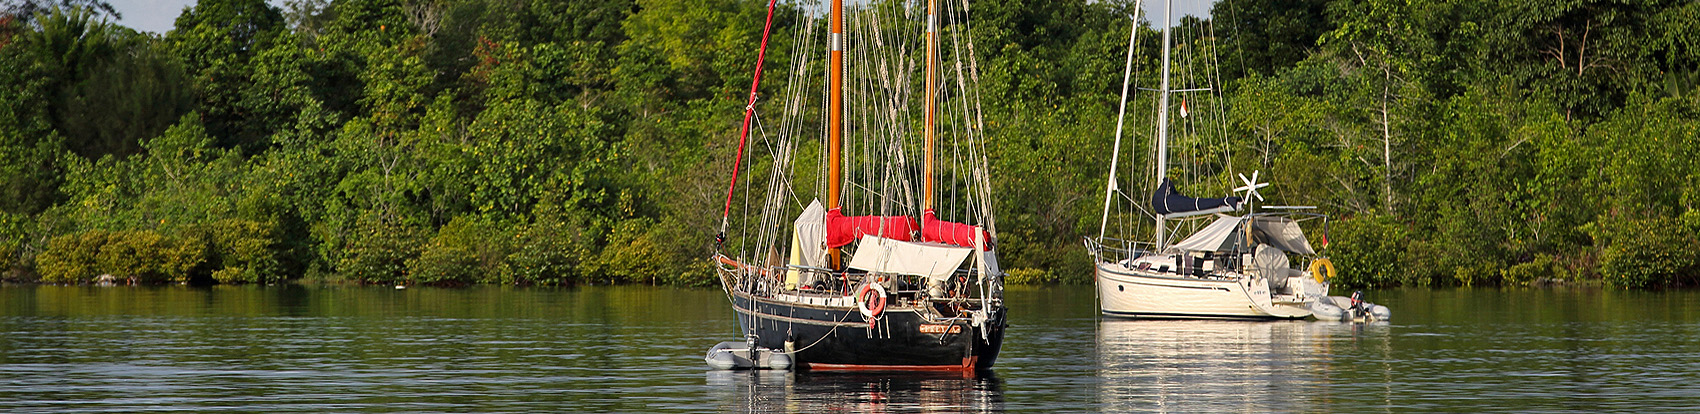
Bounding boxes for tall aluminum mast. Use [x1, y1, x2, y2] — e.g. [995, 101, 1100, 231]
[1154, 0, 1172, 250]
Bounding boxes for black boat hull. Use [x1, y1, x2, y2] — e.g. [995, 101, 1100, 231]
[732, 293, 1006, 371]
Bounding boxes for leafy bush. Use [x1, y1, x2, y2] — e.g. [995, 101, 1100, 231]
[1450, 263, 1500, 287]
[1328, 214, 1410, 288]
[506, 210, 590, 285]
[37, 229, 204, 283]
[1594, 214, 1700, 288]
[1004, 268, 1057, 285]
[1501, 254, 1559, 286]
[336, 218, 426, 285]
[36, 230, 110, 283]
[594, 218, 666, 285]
[0, 212, 24, 279]
[408, 216, 509, 285]
[198, 218, 282, 284]
[995, 228, 1093, 285]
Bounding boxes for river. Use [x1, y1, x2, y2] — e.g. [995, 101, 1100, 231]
[3, 284, 1698, 412]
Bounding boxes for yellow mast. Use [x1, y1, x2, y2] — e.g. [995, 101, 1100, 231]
[828, 0, 844, 268]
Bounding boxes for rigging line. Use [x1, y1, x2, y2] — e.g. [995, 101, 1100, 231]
[876, 4, 899, 216]
[1181, 40, 1199, 189]
[881, 16, 919, 219]
[897, 3, 921, 218]
[780, 18, 816, 211]
[720, 0, 781, 231]
[1101, 4, 1141, 242]
[758, 114, 805, 211]
[860, 9, 880, 216]
[817, 36, 830, 210]
[756, 112, 792, 244]
[955, 0, 996, 234]
[945, 0, 972, 222]
[1225, 0, 1249, 81]
[882, 2, 915, 219]
[1187, 21, 1204, 193]
[862, 7, 879, 216]
[1208, 18, 1235, 186]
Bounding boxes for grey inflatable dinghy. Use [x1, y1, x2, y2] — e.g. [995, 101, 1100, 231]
[705, 338, 792, 370]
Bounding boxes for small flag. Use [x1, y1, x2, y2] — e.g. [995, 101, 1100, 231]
[1179, 99, 1189, 118]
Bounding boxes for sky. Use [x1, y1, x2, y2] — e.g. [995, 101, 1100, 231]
[111, 0, 1213, 35]
[109, 0, 210, 34]
[1142, 0, 1214, 27]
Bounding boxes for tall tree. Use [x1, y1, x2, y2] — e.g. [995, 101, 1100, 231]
[1320, 0, 1438, 214]
[0, 0, 116, 22]
[1212, 0, 1332, 84]
[168, 0, 290, 153]
[23, 6, 191, 158]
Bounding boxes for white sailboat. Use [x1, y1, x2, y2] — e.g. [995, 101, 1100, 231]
[1087, 0, 1388, 321]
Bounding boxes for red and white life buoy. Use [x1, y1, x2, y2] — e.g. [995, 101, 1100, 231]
[857, 282, 887, 324]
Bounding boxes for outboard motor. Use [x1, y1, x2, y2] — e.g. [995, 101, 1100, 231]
[1315, 291, 1391, 322]
[1347, 291, 1392, 322]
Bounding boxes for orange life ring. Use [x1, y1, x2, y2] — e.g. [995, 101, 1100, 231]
[857, 282, 887, 324]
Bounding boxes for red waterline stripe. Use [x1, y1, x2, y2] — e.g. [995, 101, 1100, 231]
[805, 356, 977, 372]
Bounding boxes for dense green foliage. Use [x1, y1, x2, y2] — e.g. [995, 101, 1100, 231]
[1, 0, 1696, 288]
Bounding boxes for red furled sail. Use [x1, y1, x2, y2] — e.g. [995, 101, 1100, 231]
[922, 209, 989, 250]
[825, 208, 917, 248]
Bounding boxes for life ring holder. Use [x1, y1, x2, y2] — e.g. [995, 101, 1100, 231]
[1309, 258, 1336, 284]
[857, 282, 887, 326]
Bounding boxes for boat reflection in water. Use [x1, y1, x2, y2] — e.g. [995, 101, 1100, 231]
[706, 370, 1004, 413]
[1097, 319, 1391, 412]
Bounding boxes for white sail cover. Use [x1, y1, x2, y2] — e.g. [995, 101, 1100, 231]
[792, 199, 828, 268]
[847, 235, 974, 281]
[1168, 215, 1316, 255]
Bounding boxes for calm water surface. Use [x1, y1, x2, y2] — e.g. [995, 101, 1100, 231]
[3, 284, 1699, 412]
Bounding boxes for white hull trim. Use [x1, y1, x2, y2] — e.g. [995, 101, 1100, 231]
[1096, 262, 1312, 320]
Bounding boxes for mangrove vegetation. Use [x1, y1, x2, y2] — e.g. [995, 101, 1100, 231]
[0, 0, 1696, 288]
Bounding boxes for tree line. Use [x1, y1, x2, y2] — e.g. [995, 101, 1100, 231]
[0, 0, 1695, 288]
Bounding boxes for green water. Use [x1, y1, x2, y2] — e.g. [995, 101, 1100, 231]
[2, 284, 1698, 412]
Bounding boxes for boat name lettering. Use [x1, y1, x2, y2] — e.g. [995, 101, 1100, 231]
[918, 324, 963, 334]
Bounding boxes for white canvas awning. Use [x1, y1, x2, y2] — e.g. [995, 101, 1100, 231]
[1251, 216, 1315, 255]
[1168, 215, 1244, 253]
[846, 235, 974, 281]
[1167, 215, 1316, 255]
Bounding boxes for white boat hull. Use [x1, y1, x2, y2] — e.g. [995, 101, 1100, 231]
[1095, 262, 1312, 320]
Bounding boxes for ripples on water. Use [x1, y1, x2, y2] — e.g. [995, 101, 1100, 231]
[2, 285, 1699, 412]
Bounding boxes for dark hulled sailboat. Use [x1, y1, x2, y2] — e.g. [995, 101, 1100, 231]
[711, 0, 1007, 372]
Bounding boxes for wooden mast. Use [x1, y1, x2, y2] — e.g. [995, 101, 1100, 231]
[923, 0, 937, 213]
[828, 0, 844, 268]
